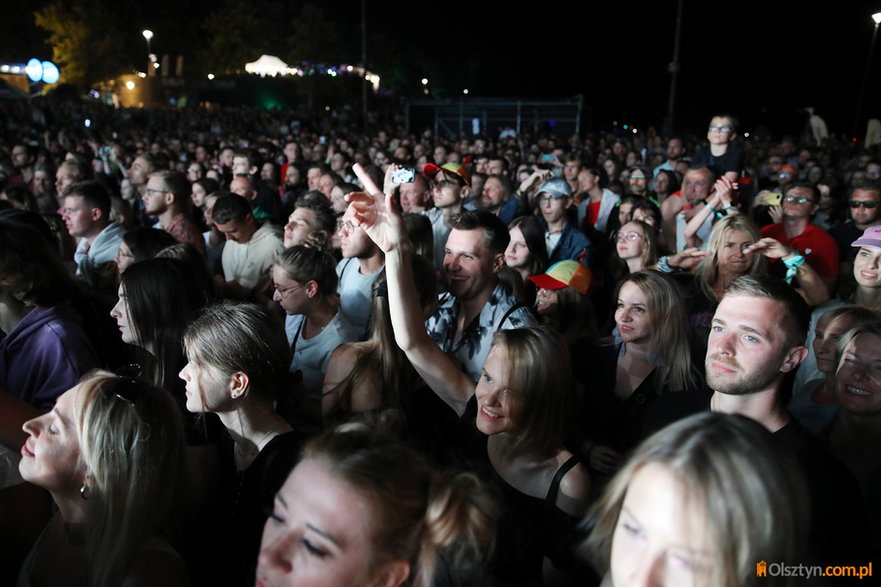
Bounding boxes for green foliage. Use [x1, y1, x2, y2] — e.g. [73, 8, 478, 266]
[34, 1, 126, 87]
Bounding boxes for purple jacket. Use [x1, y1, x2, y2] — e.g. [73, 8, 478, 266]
[0, 302, 99, 412]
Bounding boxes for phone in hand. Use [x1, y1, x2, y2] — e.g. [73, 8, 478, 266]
[392, 167, 416, 183]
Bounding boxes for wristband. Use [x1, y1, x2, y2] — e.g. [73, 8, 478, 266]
[782, 253, 806, 284]
[658, 256, 686, 273]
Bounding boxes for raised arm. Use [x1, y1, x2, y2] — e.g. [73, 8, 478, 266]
[684, 177, 738, 248]
[746, 237, 830, 306]
[346, 164, 475, 415]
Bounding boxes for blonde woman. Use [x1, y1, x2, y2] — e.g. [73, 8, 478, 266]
[584, 412, 809, 587]
[18, 372, 188, 587]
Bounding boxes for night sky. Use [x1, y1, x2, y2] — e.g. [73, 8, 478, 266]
[3, 0, 881, 136]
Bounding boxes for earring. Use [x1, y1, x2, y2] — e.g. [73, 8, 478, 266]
[80, 484, 90, 500]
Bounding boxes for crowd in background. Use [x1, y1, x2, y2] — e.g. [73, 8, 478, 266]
[0, 96, 880, 586]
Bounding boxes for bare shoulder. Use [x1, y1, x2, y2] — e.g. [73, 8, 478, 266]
[324, 343, 367, 382]
[329, 341, 368, 364]
[555, 452, 591, 518]
[661, 194, 683, 216]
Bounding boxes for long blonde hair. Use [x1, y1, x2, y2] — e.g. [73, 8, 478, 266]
[615, 270, 696, 392]
[692, 215, 766, 301]
[584, 412, 809, 587]
[78, 370, 184, 587]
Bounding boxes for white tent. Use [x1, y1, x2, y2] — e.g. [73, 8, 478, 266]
[244, 55, 290, 77]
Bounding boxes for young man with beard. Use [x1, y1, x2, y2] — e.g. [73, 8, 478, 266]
[707, 275, 866, 563]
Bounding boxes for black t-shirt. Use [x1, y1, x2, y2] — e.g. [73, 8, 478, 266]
[692, 145, 744, 177]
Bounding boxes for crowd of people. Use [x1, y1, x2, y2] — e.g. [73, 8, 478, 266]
[1, 96, 880, 586]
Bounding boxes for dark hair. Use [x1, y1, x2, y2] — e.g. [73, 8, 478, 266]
[0, 219, 71, 306]
[486, 173, 514, 199]
[234, 148, 260, 171]
[581, 166, 609, 189]
[150, 170, 190, 206]
[508, 215, 549, 275]
[275, 244, 338, 297]
[120, 258, 213, 390]
[294, 191, 337, 235]
[135, 152, 163, 173]
[629, 199, 662, 229]
[183, 303, 290, 400]
[64, 180, 112, 218]
[403, 213, 434, 262]
[212, 193, 252, 225]
[194, 177, 220, 197]
[852, 178, 881, 197]
[724, 275, 810, 349]
[449, 209, 510, 256]
[122, 228, 178, 263]
[654, 169, 681, 194]
[711, 113, 739, 132]
[784, 182, 820, 204]
[2, 187, 38, 212]
[685, 164, 716, 183]
[155, 243, 216, 301]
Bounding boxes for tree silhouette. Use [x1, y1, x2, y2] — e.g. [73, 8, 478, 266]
[34, 1, 126, 87]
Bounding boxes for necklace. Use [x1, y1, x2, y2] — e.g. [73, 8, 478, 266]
[234, 427, 282, 458]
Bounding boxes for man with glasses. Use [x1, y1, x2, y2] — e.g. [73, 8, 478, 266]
[143, 170, 206, 254]
[335, 217, 385, 337]
[760, 183, 839, 293]
[536, 178, 590, 266]
[693, 114, 743, 183]
[626, 165, 654, 201]
[830, 180, 881, 263]
[422, 162, 474, 269]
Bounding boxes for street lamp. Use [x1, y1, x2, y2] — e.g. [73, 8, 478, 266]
[142, 30, 154, 76]
[853, 13, 881, 141]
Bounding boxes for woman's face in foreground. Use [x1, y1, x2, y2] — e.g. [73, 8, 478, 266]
[20, 383, 87, 495]
[256, 458, 406, 587]
[610, 463, 712, 586]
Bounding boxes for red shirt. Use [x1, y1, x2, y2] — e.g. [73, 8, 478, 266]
[165, 213, 206, 254]
[759, 222, 839, 279]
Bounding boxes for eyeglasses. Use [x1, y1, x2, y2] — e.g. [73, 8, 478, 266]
[336, 220, 356, 233]
[272, 282, 304, 298]
[849, 200, 878, 209]
[708, 125, 733, 133]
[784, 195, 814, 205]
[616, 231, 644, 243]
[145, 188, 166, 196]
[538, 195, 564, 204]
[630, 174, 647, 180]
